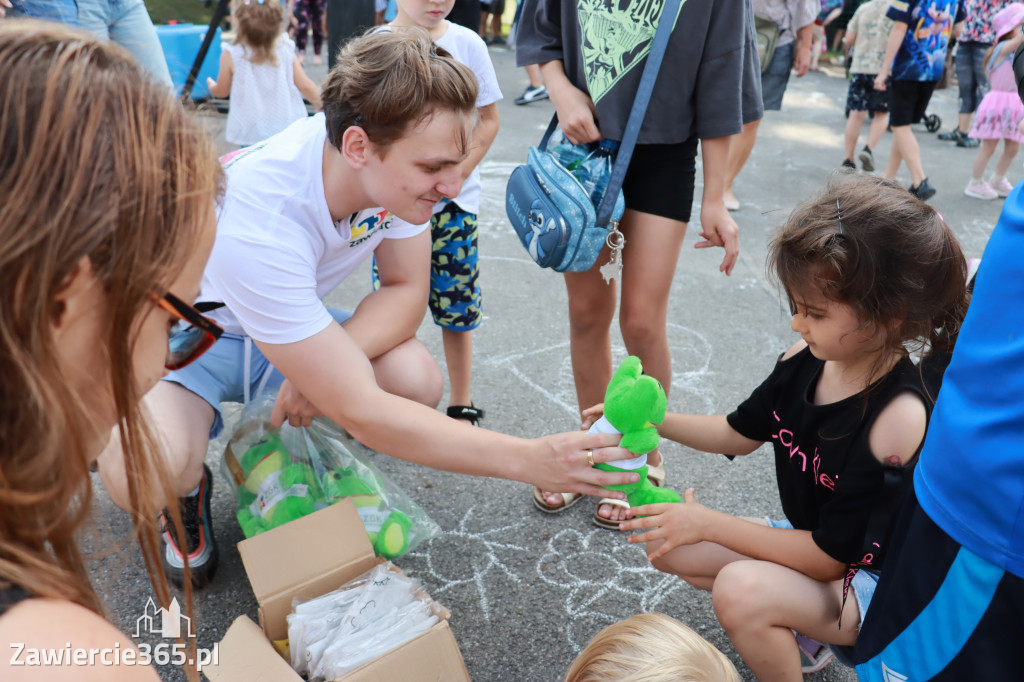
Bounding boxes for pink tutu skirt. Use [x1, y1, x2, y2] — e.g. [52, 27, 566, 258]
[969, 91, 1024, 143]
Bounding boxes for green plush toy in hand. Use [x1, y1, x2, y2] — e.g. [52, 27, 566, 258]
[591, 356, 681, 508]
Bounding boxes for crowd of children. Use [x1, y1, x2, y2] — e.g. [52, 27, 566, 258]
[3, 1, 1024, 681]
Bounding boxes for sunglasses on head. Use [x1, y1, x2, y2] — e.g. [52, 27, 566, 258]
[151, 293, 224, 370]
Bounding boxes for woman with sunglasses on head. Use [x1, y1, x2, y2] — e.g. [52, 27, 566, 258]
[0, 21, 223, 682]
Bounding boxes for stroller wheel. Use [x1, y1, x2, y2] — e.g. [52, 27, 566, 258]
[925, 114, 941, 133]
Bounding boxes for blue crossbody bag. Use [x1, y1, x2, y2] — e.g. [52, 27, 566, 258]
[504, 0, 681, 280]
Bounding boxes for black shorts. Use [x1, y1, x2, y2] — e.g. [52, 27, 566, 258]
[852, 489, 1024, 679]
[621, 136, 699, 223]
[888, 79, 937, 126]
[846, 73, 890, 113]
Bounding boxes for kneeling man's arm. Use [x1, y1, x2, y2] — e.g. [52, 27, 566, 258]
[344, 230, 430, 360]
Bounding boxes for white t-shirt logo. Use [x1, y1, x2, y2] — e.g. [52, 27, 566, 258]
[350, 209, 393, 247]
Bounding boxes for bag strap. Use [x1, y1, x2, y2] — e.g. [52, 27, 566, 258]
[596, 0, 682, 226]
[539, 0, 682, 227]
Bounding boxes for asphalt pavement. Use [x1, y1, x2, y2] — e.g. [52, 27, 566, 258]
[85, 44, 1007, 682]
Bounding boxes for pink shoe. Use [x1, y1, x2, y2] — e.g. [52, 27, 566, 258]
[989, 176, 1015, 197]
[965, 179, 998, 200]
[795, 633, 835, 674]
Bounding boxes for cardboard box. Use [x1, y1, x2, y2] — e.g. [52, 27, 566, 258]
[205, 500, 470, 682]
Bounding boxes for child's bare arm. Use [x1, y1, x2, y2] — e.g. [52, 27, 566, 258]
[869, 390, 926, 466]
[623, 491, 847, 581]
[458, 102, 499, 180]
[292, 56, 322, 109]
[659, 413, 761, 456]
[206, 50, 233, 98]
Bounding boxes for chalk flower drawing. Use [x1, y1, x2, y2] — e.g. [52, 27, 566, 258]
[537, 528, 684, 650]
[405, 507, 528, 621]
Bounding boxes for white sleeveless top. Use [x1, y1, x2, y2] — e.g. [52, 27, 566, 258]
[225, 35, 309, 146]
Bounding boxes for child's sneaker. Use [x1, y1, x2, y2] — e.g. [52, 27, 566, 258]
[859, 145, 875, 172]
[909, 177, 936, 200]
[795, 633, 835, 674]
[841, 158, 856, 170]
[160, 464, 219, 588]
[989, 176, 1015, 197]
[515, 84, 549, 105]
[965, 178, 998, 200]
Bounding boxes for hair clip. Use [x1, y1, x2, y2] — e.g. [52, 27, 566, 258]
[353, 114, 363, 127]
[836, 198, 843, 235]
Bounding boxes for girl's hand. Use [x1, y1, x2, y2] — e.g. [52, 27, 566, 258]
[580, 403, 605, 431]
[873, 72, 888, 91]
[547, 80, 601, 145]
[620, 488, 709, 562]
[0, 0, 12, 18]
[696, 200, 739, 275]
[206, 76, 217, 91]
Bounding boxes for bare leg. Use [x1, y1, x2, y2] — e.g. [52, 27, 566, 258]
[525, 64, 543, 88]
[884, 132, 903, 179]
[368, 336, 443, 408]
[490, 11, 501, 39]
[958, 112, 974, 135]
[536, 250, 617, 509]
[442, 328, 474, 417]
[891, 125, 925, 185]
[866, 111, 889, 150]
[724, 119, 760, 208]
[98, 381, 216, 511]
[713, 560, 860, 681]
[844, 110, 868, 161]
[994, 139, 1020, 177]
[973, 139, 999, 179]
[595, 210, 687, 524]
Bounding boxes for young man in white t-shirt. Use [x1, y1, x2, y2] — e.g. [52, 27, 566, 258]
[97, 30, 635, 588]
[381, 0, 502, 429]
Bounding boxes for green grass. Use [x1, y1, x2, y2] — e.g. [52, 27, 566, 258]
[145, 0, 217, 27]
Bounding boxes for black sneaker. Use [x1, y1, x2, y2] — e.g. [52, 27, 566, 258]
[956, 133, 980, 148]
[859, 145, 875, 172]
[841, 158, 856, 170]
[160, 464, 218, 589]
[515, 84, 549, 105]
[909, 177, 936, 201]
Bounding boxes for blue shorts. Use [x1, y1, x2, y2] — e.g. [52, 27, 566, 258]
[162, 308, 352, 439]
[761, 41, 795, 111]
[766, 517, 880, 651]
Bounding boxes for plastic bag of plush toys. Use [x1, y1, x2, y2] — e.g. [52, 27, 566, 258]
[222, 393, 440, 559]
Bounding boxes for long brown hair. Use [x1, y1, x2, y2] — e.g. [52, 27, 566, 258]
[322, 28, 478, 154]
[769, 174, 968, 375]
[235, 0, 284, 65]
[0, 21, 223, 679]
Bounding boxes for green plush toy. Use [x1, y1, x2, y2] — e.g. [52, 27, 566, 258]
[239, 433, 290, 494]
[591, 356, 681, 508]
[321, 467, 413, 558]
[234, 435, 322, 537]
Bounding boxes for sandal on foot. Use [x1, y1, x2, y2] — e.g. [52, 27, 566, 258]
[533, 487, 583, 513]
[446, 404, 484, 426]
[592, 463, 668, 530]
[592, 497, 630, 530]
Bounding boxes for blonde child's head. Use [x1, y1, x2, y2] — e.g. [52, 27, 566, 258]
[565, 613, 741, 682]
[235, 0, 283, 65]
[321, 28, 478, 156]
[769, 174, 968, 369]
